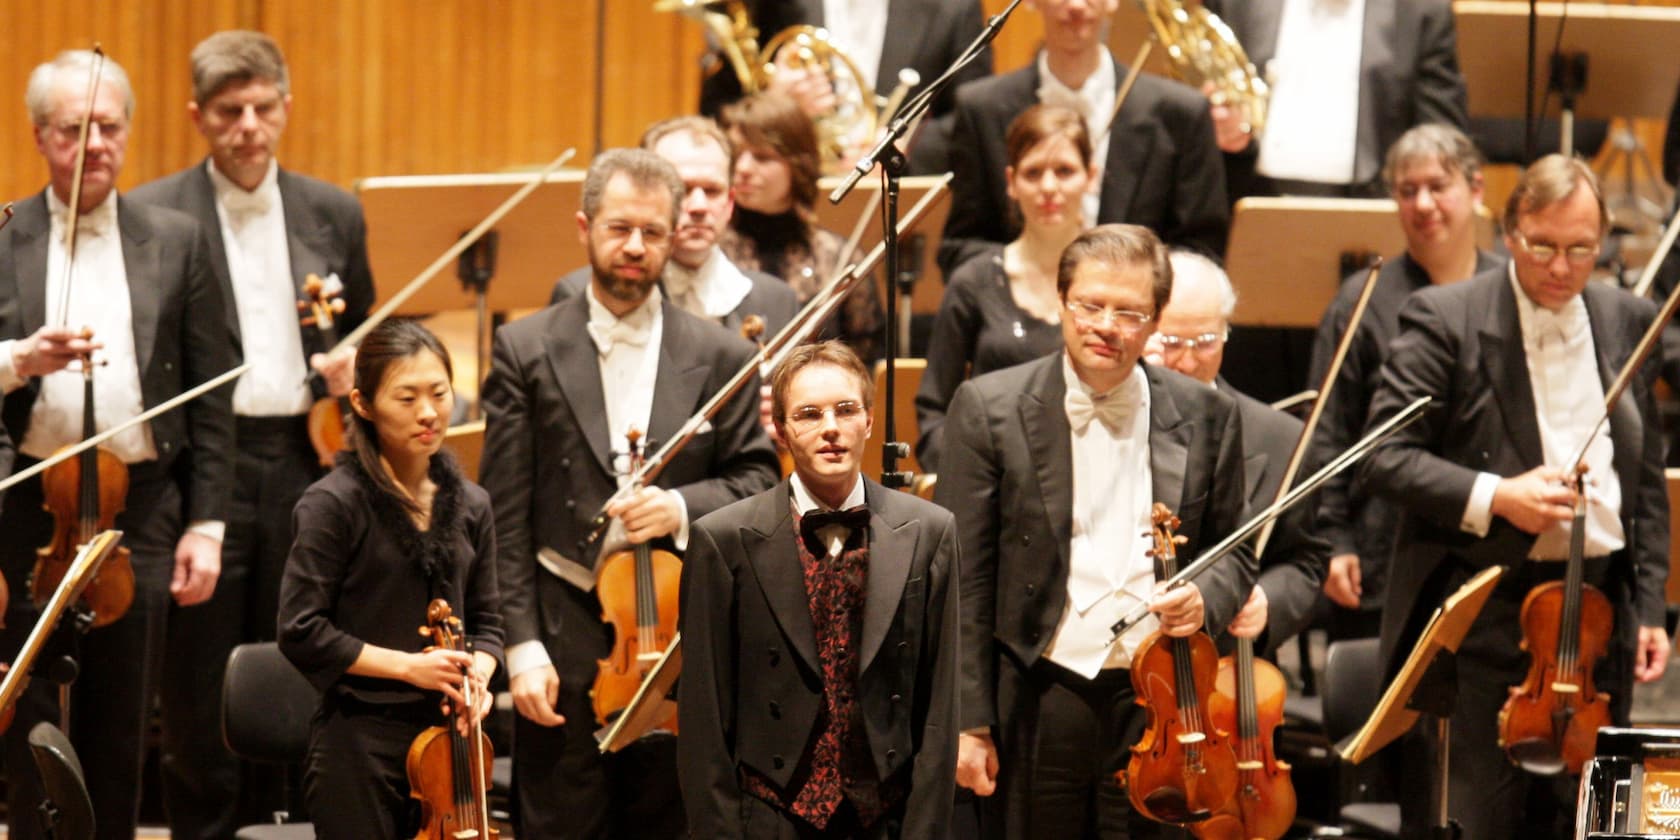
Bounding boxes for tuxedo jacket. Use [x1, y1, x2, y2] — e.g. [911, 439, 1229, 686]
[939, 57, 1229, 274]
[678, 478, 959, 838]
[0, 193, 238, 523]
[550, 263, 800, 338]
[478, 294, 780, 659]
[1204, 0, 1469, 194]
[1227, 383, 1329, 653]
[935, 354, 1256, 731]
[128, 162, 375, 399]
[1361, 267, 1669, 685]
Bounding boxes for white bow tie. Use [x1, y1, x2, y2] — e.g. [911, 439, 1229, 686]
[221, 187, 273, 220]
[1529, 305, 1586, 350]
[52, 204, 115, 245]
[1065, 386, 1136, 433]
[587, 316, 652, 356]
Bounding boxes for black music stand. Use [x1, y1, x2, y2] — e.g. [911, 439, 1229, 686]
[1339, 565, 1505, 840]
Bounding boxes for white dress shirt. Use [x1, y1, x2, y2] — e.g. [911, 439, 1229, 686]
[822, 0, 890, 92]
[1256, 0, 1364, 184]
[1460, 266, 1624, 560]
[209, 159, 312, 417]
[1036, 49, 1115, 228]
[1045, 356, 1159, 677]
[662, 249, 754, 324]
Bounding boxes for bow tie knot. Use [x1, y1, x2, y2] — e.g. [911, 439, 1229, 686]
[1065, 386, 1136, 433]
[799, 506, 869, 557]
[586, 317, 652, 356]
[51, 204, 115, 245]
[221, 187, 273, 220]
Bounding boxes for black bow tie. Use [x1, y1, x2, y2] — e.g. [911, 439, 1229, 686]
[800, 506, 870, 555]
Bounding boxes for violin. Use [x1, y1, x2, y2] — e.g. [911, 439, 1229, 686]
[406, 598, 498, 840]
[591, 428, 682, 732]
[31, 46, 134, 630]
[1197, 641, 1294, 839]
[1123, 503, 1238, 826]
[298, 273, 351, 467]
[1498, 464, 1612, 776]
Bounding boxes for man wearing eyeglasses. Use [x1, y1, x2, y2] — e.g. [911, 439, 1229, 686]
[1145, 251, 1329, 656]
[677, 340, 961, 838]
[937, 224, 1256, 837]
[1363, 155, 1670, 837]
[479, 148, 779, 840]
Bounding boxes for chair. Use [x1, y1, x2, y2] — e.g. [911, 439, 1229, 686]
[27, 722, 93, 840]
[1319, 637, 1400, 839]
[222, 642, 318, 840]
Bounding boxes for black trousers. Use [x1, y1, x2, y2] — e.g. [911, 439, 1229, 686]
[304, 696, 436, 840]
[0, 463, 181, 840]
[983, 658, 1185, 840]
[160, 415, 318, 840]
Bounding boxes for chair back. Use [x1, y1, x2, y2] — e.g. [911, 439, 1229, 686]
[1321, 637, 1383, 743]
[222, 642, 317, 764]
[28, 721, 94, 840]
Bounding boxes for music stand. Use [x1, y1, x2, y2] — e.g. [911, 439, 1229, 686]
[1225, 197, 1497, 328]
[28, 721, 92, 840]
[1339, 565, 1505, 840]
[595, 634, 682, 753]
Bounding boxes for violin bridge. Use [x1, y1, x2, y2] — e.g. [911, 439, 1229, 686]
[1175, 731, 1206, 745]
[1551, 682, 1580, 694]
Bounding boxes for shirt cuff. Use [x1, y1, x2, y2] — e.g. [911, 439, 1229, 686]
[1460, 472, 1500, 537]
[186, 520, 226, 543]
[671, 489, 690, 552]
[0, 340, 25, 393]
[506, 640, 553, 679]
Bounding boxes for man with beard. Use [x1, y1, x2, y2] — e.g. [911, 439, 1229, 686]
[480, 148, 779, 839]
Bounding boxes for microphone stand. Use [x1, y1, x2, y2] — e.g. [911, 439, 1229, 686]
[828, 0, 1023, 488]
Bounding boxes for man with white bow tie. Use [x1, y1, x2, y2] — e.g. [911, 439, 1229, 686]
[480, 148, 779, 840]
[0, 49, 237, 840]
[936, 224, 1255, 838]
[126, 31, 375, 840]
[1363, 155, 1671, 838]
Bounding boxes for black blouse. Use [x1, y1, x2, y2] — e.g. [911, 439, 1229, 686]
[915, 246, 1062, 472]
[278, 452, 504, 705]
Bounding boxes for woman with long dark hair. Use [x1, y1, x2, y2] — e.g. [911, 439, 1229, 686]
[277, 319, 502, 839]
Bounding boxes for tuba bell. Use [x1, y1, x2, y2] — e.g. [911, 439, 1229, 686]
[657, 0, 883, 173]
[1136, 0, 1269, 137]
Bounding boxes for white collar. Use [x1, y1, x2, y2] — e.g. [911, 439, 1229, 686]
[585, 280, 663, 330]
[1061, 351, 1146, 405]
[1506, 262, 1588, 347]
[206, 158, 280, 207]
[46, 187, 119, 242]
[790, 470, 866, 515]
[664, 249, 754, 321]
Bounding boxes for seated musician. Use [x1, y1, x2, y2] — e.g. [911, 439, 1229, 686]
[678, 340, 961, 838]
[1361, 155, 1671, 838]
[937, 224, 1255, 838]
[277, 319, 501, 840]
[552, 116, 799, 337]
[479, 148, 778, 840]
[916, 104, 1093, 473]
[717, 92, 885, 363]
[1145, 250, 1330, 655]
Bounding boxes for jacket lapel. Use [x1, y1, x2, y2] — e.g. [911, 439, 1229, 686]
[1354, 0, 1399, 181]
[544, 299, 616, 475]
[1020, 356, 1073, 573]
[10, 194, 50, 336]
[647, 305, 714, 453]
[1478, 276, 1544, 469]
[859, 479, 915, 673]
[1582, 287, 1641, 502]
[279, 169, 333, 305]
[1099, 53, 1157, 225]
[875, 0, 930, 97]
[180, 164, 245, 343]
[116, 197, 161, 377]
[1147, 366, 1191, 513]
[743, 483, 821, 671]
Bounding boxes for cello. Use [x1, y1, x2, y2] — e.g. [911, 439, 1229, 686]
[1124, 503, 1239, 826]
[407, 598, 497, 840]
[591, 428, 682, 732]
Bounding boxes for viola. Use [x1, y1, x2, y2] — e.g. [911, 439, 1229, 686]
[1123, 503, 1239, 826]
[298, 273, 352, 467]
[591, 428, 682, 732]
[1498, 465, 1612, 776]
[1197, 639, 1295, 839]
[406, 598, 498, 840]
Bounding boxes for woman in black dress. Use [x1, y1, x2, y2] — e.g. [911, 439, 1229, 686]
[915, 104, 1097, 471]
[277, 319, 502, 839]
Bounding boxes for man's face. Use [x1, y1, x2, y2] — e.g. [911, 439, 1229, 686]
[577, 172, 675, 306]
[190, 78, 291, 190]
[778, 362, 873, 496]
[1060, 256, 1157, 392]
[34, 79, 129, 212]
[1504, 184, 1602, 312]
[1393, 156, 1481, 255]
[1031, 0, 1119, 53]
[1146, 269, 1226, 385]
[652, 131, 733, 269]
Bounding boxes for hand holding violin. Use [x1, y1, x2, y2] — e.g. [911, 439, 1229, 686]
[12, 325, 102, 378]
[1149, 580, 1206, 638]
[1226, 586, 1268, 640]
[1492, 465, 1577, 534]
[309, 344, 356, 397]
[604, 486, 684, 545]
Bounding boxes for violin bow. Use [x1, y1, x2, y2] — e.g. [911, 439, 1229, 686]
[56, 45, 106, 332]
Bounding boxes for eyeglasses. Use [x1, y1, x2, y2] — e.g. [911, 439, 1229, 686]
[785, 401, 866, 433]
[1064, 298, 1153, 331]
[1512, 230, 1599, 265]
[47, 119, 128, 143]
[595, 220, 671, 246]
[1156, 330, 1228, 356]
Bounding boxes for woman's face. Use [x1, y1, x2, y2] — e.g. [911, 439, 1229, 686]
[356, 349, 453, 464]
[731, 132, 796, 215]
[1005, 133, 1095, 232]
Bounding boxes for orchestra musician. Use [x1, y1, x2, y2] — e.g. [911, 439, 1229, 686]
[678, 340, 960, 838]
[277, 319, 501, 840]
[1145, 250, 1329, 654]
[479, 148, 778, 839]
[0, 50, 238, 840]
[1307, 123, 1500, 641]
[937, 224, 1255, 838]
[127, 30, 374, 839]
[939, 0, 1229, 275]
[1361, 156, 1671, 838]
[551, 116, 800, 338]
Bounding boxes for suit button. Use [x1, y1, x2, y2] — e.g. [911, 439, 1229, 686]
[897, 641, 908, 651]
[163, 362, 174, 372]
[886, 749, 898, 764]
[1025, 583, 1035, 596]
[560, 457, 571, 469]
[1021, 534, 1030, 545]
[1028, 630, 1040, 643]
[769, 701, 781, 719]
[565, 500, 576, 511]
[773, 755, 785, 770]
[768, 647, 780, 666]
[890, 693, 902, 704]
[161, 441, 173, 452]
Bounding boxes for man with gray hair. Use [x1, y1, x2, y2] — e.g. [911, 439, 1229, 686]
[480, 148, 778, 839]
[0, 49, 238, 840]
[126, 30, 374, 840]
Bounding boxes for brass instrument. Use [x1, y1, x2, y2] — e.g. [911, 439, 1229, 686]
[1136, 0, 1269, 137]
[657, 0, 885, 172]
